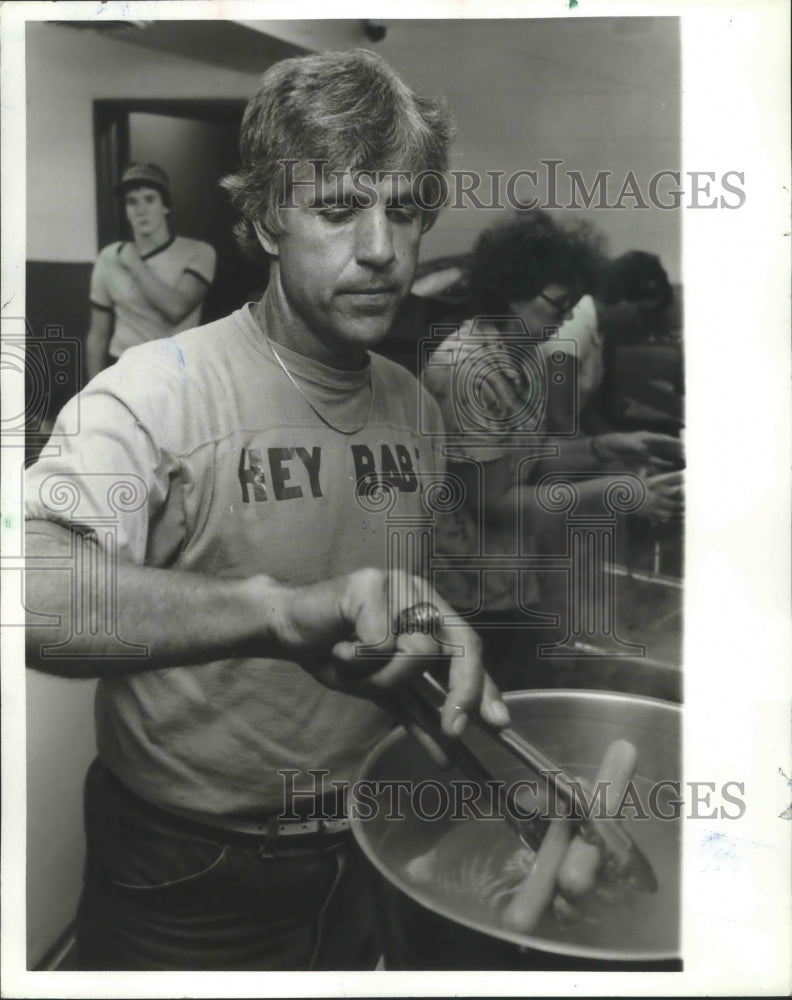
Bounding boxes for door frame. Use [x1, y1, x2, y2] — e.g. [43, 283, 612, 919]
[92, 99, 246, 248]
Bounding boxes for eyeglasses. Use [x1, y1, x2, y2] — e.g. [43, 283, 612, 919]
[537, 290, 580, 322]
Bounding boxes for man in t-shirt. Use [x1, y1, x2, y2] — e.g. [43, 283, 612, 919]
[85, 162, 217, 380]
[25, 50, 508, 971]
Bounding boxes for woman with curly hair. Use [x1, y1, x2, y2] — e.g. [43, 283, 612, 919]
[422, 211, 682, 687]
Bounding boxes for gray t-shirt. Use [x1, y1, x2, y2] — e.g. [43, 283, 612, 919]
[26, 303, 445, 815]
[90, 236, 216, 358]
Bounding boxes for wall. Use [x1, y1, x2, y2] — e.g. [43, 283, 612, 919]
[26, 18, 681, 274]
[22, 23, 263, 970]
[245, 17, 681, 280]
[25, 673, 98, 967]
[25, 22, 261, 263]
[364, 17, 682, 280]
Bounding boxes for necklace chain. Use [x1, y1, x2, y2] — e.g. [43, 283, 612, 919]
[267, 338, 373, 436]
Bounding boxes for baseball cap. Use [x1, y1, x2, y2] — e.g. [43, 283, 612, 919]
[114, 163, 170, 198]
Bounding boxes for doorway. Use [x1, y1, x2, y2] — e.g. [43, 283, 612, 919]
[93, 100, 267, 322]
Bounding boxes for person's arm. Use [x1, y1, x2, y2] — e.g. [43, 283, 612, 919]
[451, 435, 683, 532]
[84, 306, 114, 382]
[526, 434, 684, 529]
[423, 323, 535, 526]
[537, 432, 639, 473]
[537, 430, 683, 475]
[25, 521, 508, 738]
[450, 453, 603, 535]
[117, 243, 210, 325]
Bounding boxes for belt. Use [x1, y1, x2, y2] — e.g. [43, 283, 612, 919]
[167, 810, 352, 840]
[102, 764, 351, 845]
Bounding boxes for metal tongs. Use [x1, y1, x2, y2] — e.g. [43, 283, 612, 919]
[398, 671, 658, 894]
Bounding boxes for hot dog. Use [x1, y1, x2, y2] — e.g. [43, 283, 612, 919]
[556, 738, 638, 900]
[502, 818, 573, 935]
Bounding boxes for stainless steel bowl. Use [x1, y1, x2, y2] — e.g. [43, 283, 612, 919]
[351, 689, 682, 970]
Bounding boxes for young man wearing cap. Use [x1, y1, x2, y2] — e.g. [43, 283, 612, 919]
[85, 162, 217, 381]
[25, 50, 508, 971]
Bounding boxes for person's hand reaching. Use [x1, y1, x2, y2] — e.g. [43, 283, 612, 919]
[259, 568, 510, 743]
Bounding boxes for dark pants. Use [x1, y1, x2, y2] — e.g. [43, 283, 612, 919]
[75, 760, 382, 971]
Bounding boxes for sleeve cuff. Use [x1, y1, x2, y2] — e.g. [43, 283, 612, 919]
[184, 268, 212, 287]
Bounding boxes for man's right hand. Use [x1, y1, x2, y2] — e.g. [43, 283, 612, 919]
[266, 568, 510, 740]
[26, 523, 508, 742]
